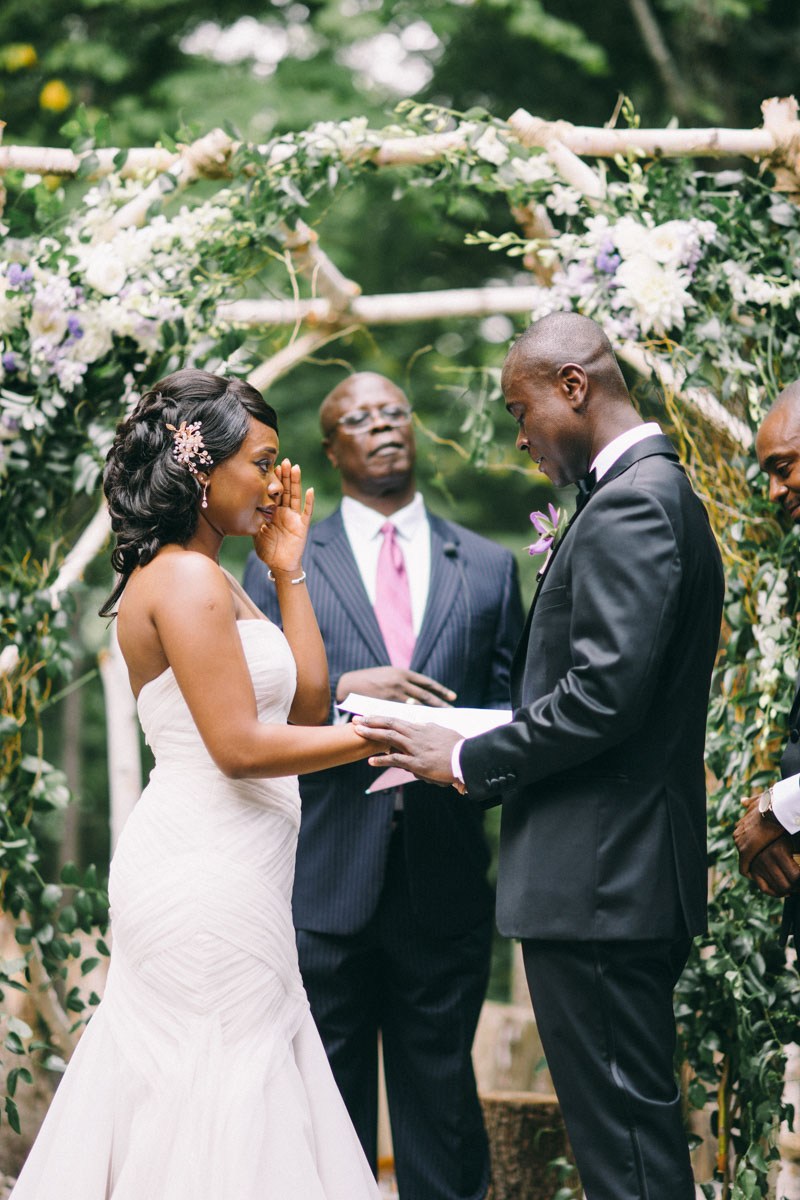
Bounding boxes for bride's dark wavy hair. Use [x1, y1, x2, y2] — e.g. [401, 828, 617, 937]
[100, 369, 278, 617]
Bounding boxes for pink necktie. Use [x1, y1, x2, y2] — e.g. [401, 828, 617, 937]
[375, 521, 415, 669]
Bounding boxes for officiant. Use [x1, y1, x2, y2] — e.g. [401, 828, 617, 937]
[243, 371, 523, 1200]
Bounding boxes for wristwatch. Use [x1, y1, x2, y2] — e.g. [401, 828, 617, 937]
[758, 786, 775, 818]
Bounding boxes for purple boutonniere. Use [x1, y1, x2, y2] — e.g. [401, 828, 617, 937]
[525, 503, 568, 577]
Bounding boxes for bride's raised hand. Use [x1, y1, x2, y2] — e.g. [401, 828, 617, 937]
[253, 459, 314, 575]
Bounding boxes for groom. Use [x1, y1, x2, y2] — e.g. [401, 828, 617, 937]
[357, 312, 725, 1200]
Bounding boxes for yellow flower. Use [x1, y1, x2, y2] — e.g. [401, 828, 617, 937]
[1, 44, 37, 72]
[39, 79, 71, 113]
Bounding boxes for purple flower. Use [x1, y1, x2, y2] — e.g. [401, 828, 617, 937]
[526, 503, 563, 555]
[2, 351, 18, 373]
[67, 315, 83, 339]
[7, 263, 33, 290]
[596, 240, 621, 275]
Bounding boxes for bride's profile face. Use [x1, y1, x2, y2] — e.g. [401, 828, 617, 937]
[203, 417, 282, 537]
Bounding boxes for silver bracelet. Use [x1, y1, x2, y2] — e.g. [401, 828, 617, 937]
[267, 569, 307, 585]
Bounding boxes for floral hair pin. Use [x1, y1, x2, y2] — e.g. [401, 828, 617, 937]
[526, 503, 567, 577]
[166, 420, 213, 477]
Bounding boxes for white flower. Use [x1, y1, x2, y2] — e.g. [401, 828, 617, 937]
[0, 644, 20, 677]
[54, 357, 87, 393]
[546, 184, 582, 217]
[84, 248, 128, 297]
[646, 220, 697, 269]
[268, 142, 296, 168]
[307, 117, 370, 158]
[609, 215, 653, 259]
[29, 299, 68, 345]
[473, 126, 509, 167]
[71, 311, 115, 364]
[509, 155, 556, 187]
[582, 214, 612, 250]
[614, 254, 695, 335]
[692, 219, 717, 245]
[0, 287, 26, 335]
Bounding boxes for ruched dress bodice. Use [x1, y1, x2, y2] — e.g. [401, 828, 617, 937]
[11, 619, 380, 1200]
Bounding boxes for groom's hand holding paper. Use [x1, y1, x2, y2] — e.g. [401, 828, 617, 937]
[344, 693, 511, 790]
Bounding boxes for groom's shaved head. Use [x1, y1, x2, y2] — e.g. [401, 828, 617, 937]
[502, 312, 628, 400]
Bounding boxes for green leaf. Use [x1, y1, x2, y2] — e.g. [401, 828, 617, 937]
[5, 1097, 20, 1135]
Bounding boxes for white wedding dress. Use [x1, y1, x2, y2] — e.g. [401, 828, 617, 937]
[12, 619, 381, 1200]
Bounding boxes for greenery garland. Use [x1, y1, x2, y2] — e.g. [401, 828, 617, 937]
[1, 104, 799, 1196]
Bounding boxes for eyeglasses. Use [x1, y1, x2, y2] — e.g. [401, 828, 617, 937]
[332, 404, 413, 433]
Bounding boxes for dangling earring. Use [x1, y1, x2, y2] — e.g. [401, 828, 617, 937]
[201, 479, 209, 509]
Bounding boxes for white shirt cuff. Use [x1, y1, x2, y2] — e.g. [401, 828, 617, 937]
[771, 773, 800, 834]
[451, 739, 466, 785]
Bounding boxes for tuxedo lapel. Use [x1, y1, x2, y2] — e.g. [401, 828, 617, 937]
[410, 514, 462, 671]
[312, 510, 389, 663]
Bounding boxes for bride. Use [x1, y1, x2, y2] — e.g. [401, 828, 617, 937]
[11, 369, 381, 1199]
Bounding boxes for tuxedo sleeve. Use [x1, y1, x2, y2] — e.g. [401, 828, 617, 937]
[461, 486, 683, 800]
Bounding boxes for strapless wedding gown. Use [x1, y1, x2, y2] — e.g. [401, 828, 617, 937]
[11, 619, 381, 1200]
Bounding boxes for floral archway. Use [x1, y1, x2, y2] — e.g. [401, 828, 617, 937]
[3, 95, 800, 1196]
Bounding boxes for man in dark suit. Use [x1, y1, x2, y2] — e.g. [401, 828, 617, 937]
[356, 314, 725, 1200]
[243, 371, 523, 1200]
[735, 382, 800, 899]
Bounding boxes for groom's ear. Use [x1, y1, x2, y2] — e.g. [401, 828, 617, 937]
[558, 363, 588, 410]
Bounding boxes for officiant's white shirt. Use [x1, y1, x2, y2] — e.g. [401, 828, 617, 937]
[451, 422, 662, 786]
[341, 491, 430, 635]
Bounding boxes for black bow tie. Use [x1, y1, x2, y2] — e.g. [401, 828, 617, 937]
[575, 469, 597, 513]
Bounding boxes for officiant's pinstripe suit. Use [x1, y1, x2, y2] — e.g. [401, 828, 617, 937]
[244, 507, 522, 1200]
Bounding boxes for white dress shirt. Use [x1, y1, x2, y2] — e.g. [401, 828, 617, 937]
[769, 775, 800, 834]
[590, 422, 661, 482]
[451, 422, 663, 787]
[340, 492, 430, 635]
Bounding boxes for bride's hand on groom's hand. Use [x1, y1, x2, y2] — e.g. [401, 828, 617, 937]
[352, 717, 461, 786]
[254, 459, 314, 574]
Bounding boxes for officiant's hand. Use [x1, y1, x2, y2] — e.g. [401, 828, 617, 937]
[352, 716, 461, 785]
[735, 794, 800, 896]
[336, 667, 455, 707]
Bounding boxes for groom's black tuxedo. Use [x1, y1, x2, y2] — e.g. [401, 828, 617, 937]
[461, 434, 724, 1200]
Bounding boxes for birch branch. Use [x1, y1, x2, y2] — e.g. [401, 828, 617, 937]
[48, 501, 111, 607]
[110, 128, 234, 230]
[220, 285, 752, 448]
[616, 341, 753, 450]
[26, 942, 78, 1055]
[247, 329, 345, 392]
[219, 285, 551, 329]
[282, 221, 361, 311]
[0, 145, 176, 178]
[98, 624, 141, 852]
[4, 98, 797, 189]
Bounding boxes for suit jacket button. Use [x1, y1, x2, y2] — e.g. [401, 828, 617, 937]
[791, 730, 800, 743]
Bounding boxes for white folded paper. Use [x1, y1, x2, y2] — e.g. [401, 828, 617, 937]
[338, 694, 513, 793]
[339, 693, 512, 736]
